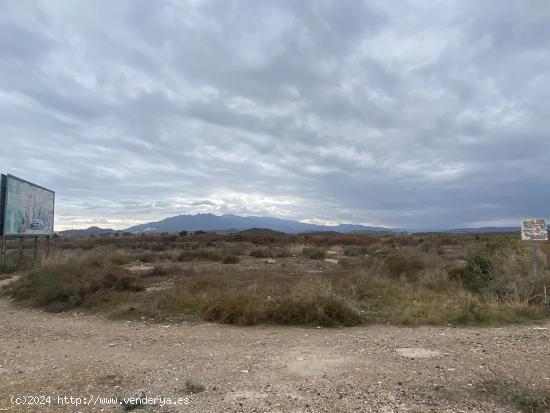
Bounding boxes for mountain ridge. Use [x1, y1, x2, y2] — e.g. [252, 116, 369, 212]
[57, 213, 548, 236]
[125, 213, 392, 234]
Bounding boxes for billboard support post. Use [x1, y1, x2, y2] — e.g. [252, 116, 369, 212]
[33, 236, 38, 263]
[0, 236, 5, 265]
[46, 236, 50, 260]
[18, 237, 23, 265]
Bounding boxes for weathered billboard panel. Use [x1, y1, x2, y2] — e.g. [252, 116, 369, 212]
[2, 175, 55, 236]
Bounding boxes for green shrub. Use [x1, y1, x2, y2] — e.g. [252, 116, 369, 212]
[222, 255, 240, 264]
[203, 292, 361, 327]
[462, 254, 495, 292]
[270, 296, 361, 327]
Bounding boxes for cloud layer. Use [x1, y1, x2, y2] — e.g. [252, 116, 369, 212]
[1, 0, 549, 230]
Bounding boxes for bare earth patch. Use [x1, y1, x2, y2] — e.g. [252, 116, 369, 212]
[1, 291, 549, 412]
[395, 348, 443, 359]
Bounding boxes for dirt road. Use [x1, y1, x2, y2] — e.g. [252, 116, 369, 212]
[1, 276, 549, 413]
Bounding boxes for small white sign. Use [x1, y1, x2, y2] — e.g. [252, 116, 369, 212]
[521, 218, 548, 241]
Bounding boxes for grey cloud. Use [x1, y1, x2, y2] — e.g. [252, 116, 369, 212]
[0, 0, 549, 230]
[0, 21, 52, 60]
[191, 200, 216, 207]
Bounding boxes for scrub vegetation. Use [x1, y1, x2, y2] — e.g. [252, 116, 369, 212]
[2, 231, 550, 327]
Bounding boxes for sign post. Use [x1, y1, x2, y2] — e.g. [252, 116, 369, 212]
[521, 218, 548, 276]
[531, 241, 537, 277]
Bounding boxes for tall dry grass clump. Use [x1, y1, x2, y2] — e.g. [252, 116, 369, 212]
[3, 249, 142, 312]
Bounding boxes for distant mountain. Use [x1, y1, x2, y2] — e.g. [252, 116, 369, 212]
[60, 216, 544, 237]
[58, 226, 119, 237]
[445, 227, 520, 234]
[125, 213, 393, 234]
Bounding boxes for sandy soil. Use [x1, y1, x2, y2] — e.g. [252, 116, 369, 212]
[0, 275, 549, 413]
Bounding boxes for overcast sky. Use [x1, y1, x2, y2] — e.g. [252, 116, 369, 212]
[1, 0, 549, 230]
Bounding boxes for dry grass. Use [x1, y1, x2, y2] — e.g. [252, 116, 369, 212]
[482, 367, 550, 412]
[3, 232, 550, 326]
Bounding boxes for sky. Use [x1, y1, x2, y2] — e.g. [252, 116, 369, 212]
[1, 0, 550, 230]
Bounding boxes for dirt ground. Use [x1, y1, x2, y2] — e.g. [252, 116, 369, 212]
[0, 275, 549, 413]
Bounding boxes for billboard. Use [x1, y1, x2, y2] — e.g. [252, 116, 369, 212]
[1, 175, 55, 236]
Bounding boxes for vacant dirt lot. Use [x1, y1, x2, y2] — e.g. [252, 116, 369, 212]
[0, 276, 549, 413]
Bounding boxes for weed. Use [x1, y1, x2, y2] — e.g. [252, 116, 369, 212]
[222, 255, 240, 264]
[302, 247, 326, 260]
[0, 263, 18, 275]
[185, 379, 206, 394]
[483, 368, 549, 413]
[146, 265, 181, 277]
[382, 253, 424, 280]
[121, 392, 146, 411]
[249, 248, 273, 258]
[178, 249, 223, 262]
[343, 245, 368, 256]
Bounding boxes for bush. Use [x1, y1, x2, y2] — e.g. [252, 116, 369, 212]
[178, 249, 223, 262]
[274, 248, 292, 258]
[222, 255, 240, 264]
[150, 243, 169, 252]
[0, 263, 17, 275]
[249, 248, 273, 259]
[343, 245, 368, 256]
[147, 265, 180, 277]
[382, 253, 424, 280]
[462, 254, 495, 292]
[3, 260, 143, 312]
[302, 247, 326, 260]
[270, 296, 361, 327]
[203, 293, 361, 327]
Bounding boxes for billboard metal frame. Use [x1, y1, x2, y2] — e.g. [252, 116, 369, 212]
[2, 174, 55, 238]
[1, 174, 55, 265]
[0, 174, 6, 237]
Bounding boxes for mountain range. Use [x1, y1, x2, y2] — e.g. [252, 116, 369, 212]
[57, 213, 538, 237]
[125, 213, 392, 234]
